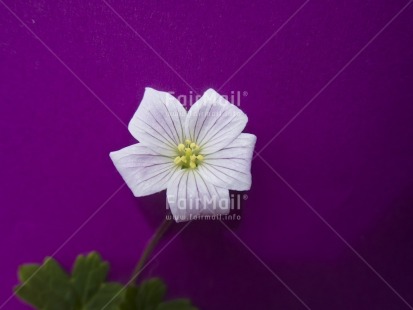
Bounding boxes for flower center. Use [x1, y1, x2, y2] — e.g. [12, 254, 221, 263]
[174, 139, 204, 169]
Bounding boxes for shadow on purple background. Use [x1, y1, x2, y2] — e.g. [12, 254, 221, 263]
[1, 0, 413, 309]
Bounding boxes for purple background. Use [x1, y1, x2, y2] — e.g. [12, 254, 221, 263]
[1, 0, 413, 309]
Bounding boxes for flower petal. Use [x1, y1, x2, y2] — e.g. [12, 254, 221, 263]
[166, 169, 230, 222]
[197, 133, 256, 191]
[128, 88, 187, 156]
[110, 143, 178, 197]
[185, 89, 248, 154]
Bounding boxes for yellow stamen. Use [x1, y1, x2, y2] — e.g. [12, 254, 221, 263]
[174, 139, 203, 169]
[177, 144, 185, 152]
[174, 156, 181, 164]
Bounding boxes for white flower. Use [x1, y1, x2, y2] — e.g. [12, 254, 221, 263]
[110, 88, 256, 222]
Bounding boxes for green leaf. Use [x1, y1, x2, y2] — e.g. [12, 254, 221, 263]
[156, 299, 198, 310]
[85, 282, 125, 310]
[15, 253, 122, 310]
[18, 264, 41, 282]
[71, 252, 109, 304]
[119, 285, 139, 310]
[15, 258, 78, 310]
[119, 278, 197, 310]
[15, 253, 198, 310]
[14, 283, 44, 309]
[136, 278, 166, 310]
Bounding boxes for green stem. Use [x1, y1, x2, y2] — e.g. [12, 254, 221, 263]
[130, 218, 172, 284]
